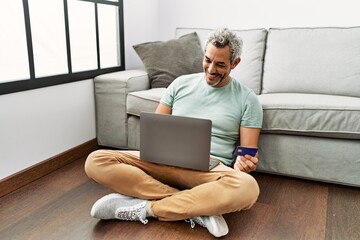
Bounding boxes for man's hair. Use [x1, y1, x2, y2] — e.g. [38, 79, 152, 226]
[205, 28, 243, 63]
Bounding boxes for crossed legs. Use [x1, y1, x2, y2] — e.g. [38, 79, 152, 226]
[85, 149, 259, 221]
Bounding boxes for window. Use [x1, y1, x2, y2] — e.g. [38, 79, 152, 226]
[0, 0, 124, 95]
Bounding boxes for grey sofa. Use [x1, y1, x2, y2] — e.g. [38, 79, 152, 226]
[94, 27, 360, 186]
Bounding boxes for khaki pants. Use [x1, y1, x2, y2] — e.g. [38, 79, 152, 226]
[84, 149, 260, 221]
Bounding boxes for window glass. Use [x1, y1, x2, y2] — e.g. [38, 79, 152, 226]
[28, 0, 68, 77]
[98, 4, 120, 68]
[68, 0, 97, 72]
[0, 0, 29, 83]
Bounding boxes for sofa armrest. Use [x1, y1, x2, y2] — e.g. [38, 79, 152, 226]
[94, 69, 149, 149]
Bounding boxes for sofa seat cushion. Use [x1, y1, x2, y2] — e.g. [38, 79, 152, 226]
[127, 88, 166, 116]
[258, 93, 360, 139]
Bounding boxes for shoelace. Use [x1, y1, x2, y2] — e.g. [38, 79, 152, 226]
[117, 205, 148, 224]
[186, 217, 205, 229]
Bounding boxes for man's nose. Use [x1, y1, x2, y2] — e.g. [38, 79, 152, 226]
[208, 63, 217, 73]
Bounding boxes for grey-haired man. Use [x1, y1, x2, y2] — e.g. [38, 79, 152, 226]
[85, 28, 263, 238]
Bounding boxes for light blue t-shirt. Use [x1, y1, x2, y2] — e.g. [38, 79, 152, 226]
[160, 72, 263, 166]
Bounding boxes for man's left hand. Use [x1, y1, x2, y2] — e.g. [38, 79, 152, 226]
[233, 155, 258, 172]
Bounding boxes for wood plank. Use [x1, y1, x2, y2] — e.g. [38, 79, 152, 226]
[255, 173, 328, 240]
[326, 185, 360, 240]
[0, 156, 99, 232]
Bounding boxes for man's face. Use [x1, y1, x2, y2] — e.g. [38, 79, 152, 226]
[202, 43, 239, 87]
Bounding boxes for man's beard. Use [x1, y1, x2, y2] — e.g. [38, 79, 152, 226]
[207, 72, 227, 87]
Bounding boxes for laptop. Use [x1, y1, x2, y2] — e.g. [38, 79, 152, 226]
[140, 112, 219, 171]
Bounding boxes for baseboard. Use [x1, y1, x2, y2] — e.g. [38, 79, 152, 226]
[0, 139, 99, 198]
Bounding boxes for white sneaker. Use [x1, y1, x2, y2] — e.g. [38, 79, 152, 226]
[90, 193, 148, 224]
[189, 215, 229, 237]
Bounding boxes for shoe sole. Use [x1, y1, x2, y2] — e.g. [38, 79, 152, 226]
[205, 215, 229, 237]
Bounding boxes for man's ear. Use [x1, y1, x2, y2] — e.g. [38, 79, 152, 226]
[231, 57, 241, 69]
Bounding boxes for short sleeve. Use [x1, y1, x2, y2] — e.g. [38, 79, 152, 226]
[241, 91, 263, 128]
[160, 79, 177, 107]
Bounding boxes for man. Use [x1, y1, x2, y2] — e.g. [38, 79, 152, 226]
[85, 28, 263, 238]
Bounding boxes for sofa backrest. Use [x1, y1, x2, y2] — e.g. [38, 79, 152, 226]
[175, 27, 267, 95]
[262, 27, 360, 98]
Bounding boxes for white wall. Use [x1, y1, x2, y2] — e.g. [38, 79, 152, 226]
[0, 80, 96, 179]
[156, 0, 360, 40]
[123, 0, 160, 69]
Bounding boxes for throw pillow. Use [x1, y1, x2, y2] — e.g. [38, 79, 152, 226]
[133, 32, 204, 88]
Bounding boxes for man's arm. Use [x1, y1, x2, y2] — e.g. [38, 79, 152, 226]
[155, 103, 172, 114]
[233, 126, 261, 172]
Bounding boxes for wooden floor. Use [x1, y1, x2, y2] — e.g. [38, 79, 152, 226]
[1, 156, 359, 240]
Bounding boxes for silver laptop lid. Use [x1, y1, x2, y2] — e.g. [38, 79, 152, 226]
[140, 112, 212, 171]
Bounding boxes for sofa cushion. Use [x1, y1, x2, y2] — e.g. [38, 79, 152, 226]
[258, 93, 360, 139]
[127, 88, 166, 116]
[176, 28, 267, 95]
[133, 32, 204, 88]
[262, 27, 360, 98]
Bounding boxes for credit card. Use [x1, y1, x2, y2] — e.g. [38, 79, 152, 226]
[234, 146, 258, 157]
